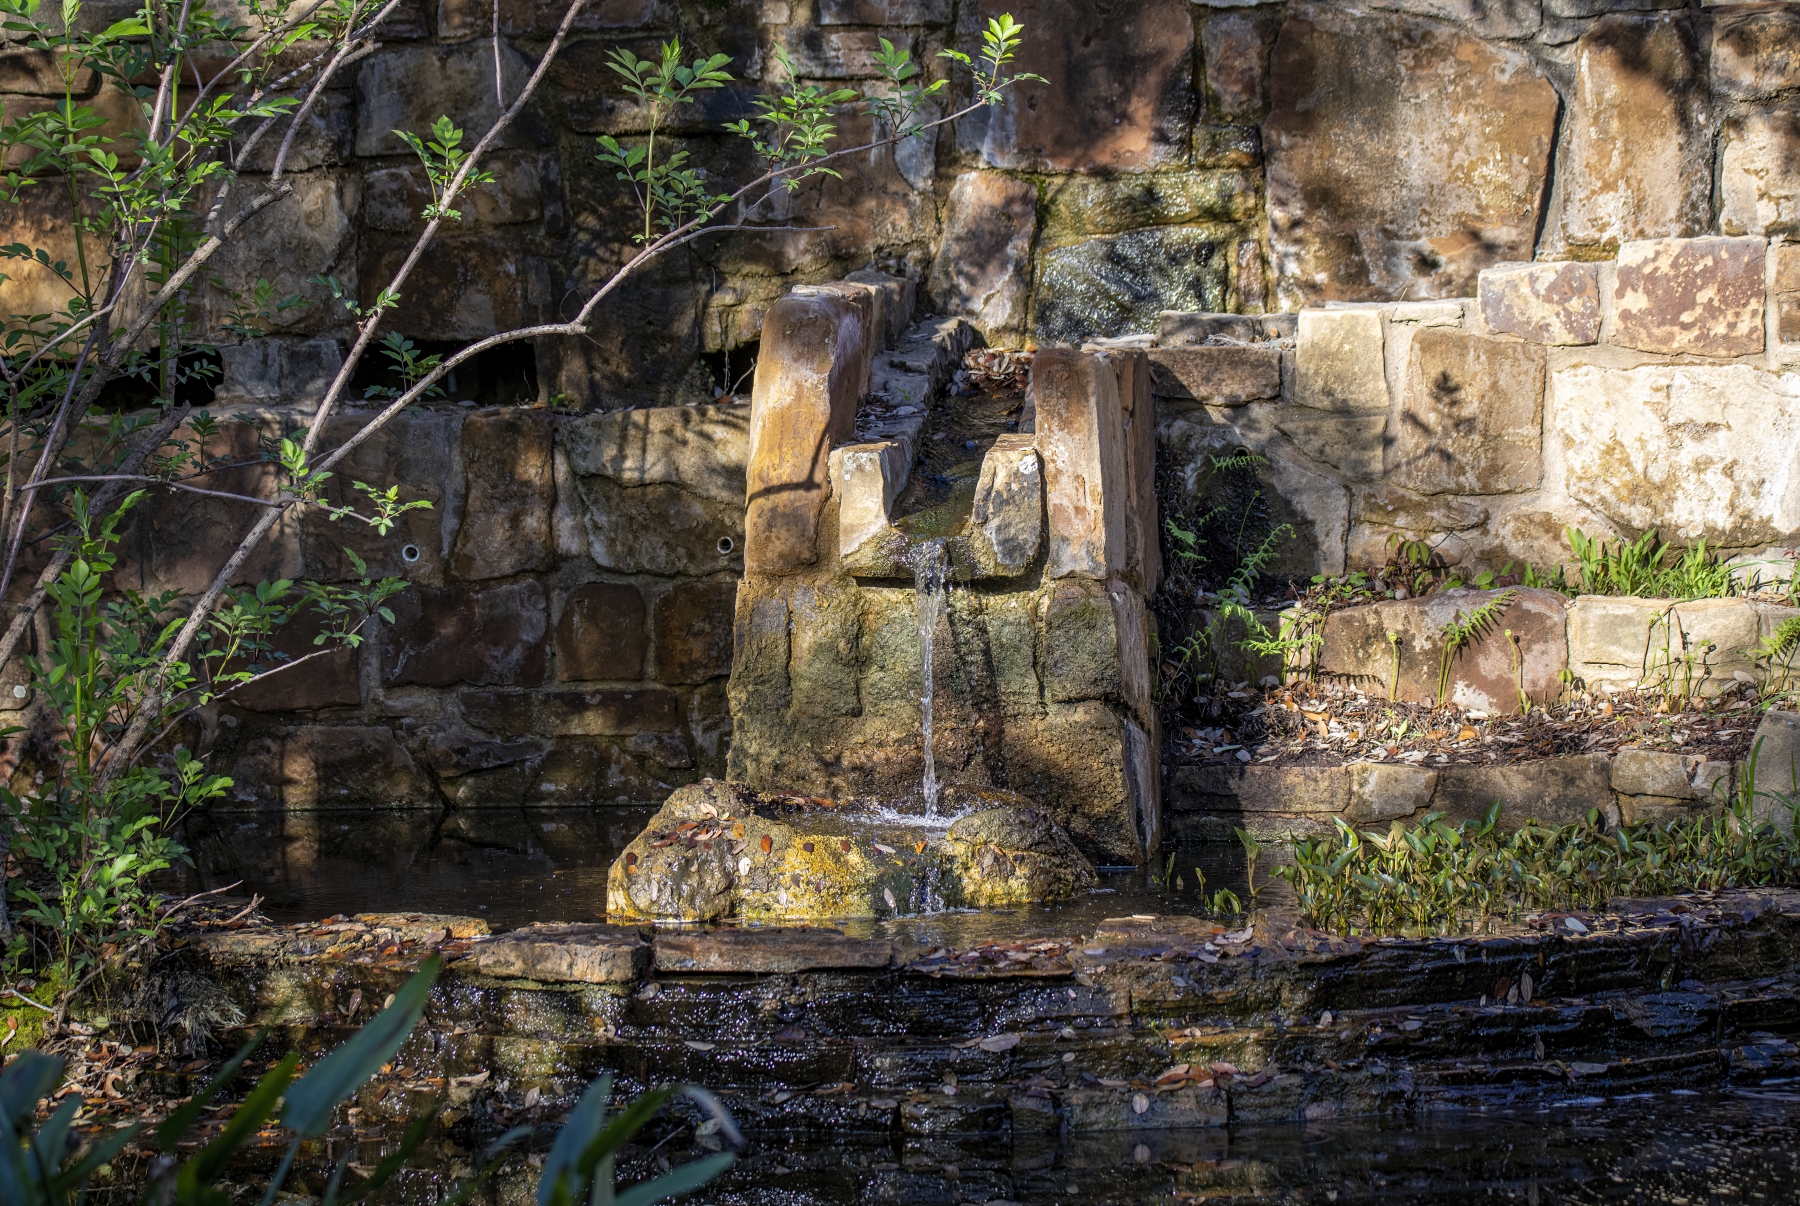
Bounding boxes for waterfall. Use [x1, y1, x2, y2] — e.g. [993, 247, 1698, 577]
[913, 539, 950, 817]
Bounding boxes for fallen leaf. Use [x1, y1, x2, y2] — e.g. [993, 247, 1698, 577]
[883, 887, 898, 910]
[979, 1033, 1021, 1053]
[684, 1041, 716, 1052]
[760, 834, 773, 854]
[873, 843, 896, 855]
[1132, 1093, 1150, 1115]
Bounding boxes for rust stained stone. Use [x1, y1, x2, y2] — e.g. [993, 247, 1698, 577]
[1478, 262, 1602, 346]
[1390, 330, 1546, 497]
[1611, 238, 1767, 358]
[382, 580, 550, 688]
[452, 408, 554, 581]
[1145, 347, 1282, 405]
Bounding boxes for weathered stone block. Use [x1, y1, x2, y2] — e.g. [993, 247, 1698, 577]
[474, 923, 649, 984]
[843, 268, 915, 348]
[1720, 109, 1800, 238]
[1355, 486, 1487, 536]
[1611, 750, 1702, 800]
[554, 583, 646, 682]
[1711, 9, 1800, 100]
[1273, 412, 1388, 482]
[1146, 347, 1281, 404]
[1390, 330, 1545, 496]
[223, 726, 435, 810]
[229, 610, 362, 713]
[558, 405, 749, 504]
[451, 408, 553, 580]
[1478, 262, 1602, 346]
[359, 233, 544, 342]
[653, 927, 895, 973]
[1556, 14, 1710, 249]
[968, 435, 1044, 578]
[459, 687, 679, 736]
[654, 579, 737, 685]
[1043, 579, 1150, 720]
[1007, 700, 1151, 865]
[727, 589, 792, 725]
[1433, 755, 1617, 829]
[1318, 588, 1570, 714]
[1611, 237, 1766, 358]
[206, 171, 358, 336]
[1294, 310, 1388, 414]
[1549, 364, 1800, 547]
[1170, 764, 1351, 814]
[382, 580, 549, 688]
[745, 291, 870, 574]
[1157, 312, 1296, 346]
[1033, 348, 1129, 579]
[1200, 10, 1275, 120]
[1040, 171, 1258, 239]
[1264, 3, 1558, 304]
[566, 477, 746, 578]
[302, 409, 458, 584]
[963, 0, 1193, 173]
[1366, 0, 1540, 38]
[1345, 763, 1437, 824]
[818, 0, 949, 22]
[830, 440, 911, 570]
[1567, 595, 1765, 696]
[436, 0, 659, 39]
[1034, 227, 1229, 344]
[354, 45, 541, 157]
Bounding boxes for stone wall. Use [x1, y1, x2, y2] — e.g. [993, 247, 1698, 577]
[1156, 237, 1800, 581]
[109, 401, 755, 815]
[18, 0, 1796, 406]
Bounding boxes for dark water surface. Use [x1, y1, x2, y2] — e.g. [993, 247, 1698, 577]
[192, 1090, 1800, 1204]
[171, 806, 1269, 938]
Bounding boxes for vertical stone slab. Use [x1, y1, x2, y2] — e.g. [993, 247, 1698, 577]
[1719, 109, 1800, 238]
[1556, 13, 1710, 250]
[1033, 347, 1128, 580]
[744, 291, 871, 575]
[927, 172, 1037, 346]
[1103, 350, 1159, 594]
[451, 408, 554, 580]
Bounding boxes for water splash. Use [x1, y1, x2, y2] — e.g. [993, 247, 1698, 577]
[913, 539, 950, 818]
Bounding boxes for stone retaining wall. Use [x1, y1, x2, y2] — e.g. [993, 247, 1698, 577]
[1169, 709, 1800, 845]
[1157, 236, 1800, 582]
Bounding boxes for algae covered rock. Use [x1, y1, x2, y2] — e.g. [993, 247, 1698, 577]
[940, 796, 1099, 907]
[608, 780, 1097, 921]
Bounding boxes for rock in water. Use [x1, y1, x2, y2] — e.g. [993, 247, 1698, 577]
[940, 800, 1099, 907]
[608, 780, 1098, 921]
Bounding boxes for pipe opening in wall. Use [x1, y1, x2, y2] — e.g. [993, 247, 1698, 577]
[401, 544, 421, 563]
[716, 536, 735, 556]
[349, 337, 540, 407]
[699, 340, 759, 403]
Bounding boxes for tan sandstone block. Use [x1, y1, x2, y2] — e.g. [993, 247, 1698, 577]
[745, 290, 872, 574]
[1720, 109, 1800, 237]
[928, 171, 1037, 345]
[1294, 309, 1389, 413]
[1478, 261, 1601, 345]
[1390, 330, 1545, 496]
[1033, 347, 1129, 580]
[969, 435, 1044, 578]
[1557, 14, 1710, 249]
[829, 439, 911, 565]
[1611, 237, 1766, 358]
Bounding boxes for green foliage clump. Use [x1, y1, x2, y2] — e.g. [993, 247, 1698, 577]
[1278, 744, 1800, 937]
[1564, 527, 1738, 600]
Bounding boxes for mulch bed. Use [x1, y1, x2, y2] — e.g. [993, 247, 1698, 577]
[1169, 680, 1768, 772]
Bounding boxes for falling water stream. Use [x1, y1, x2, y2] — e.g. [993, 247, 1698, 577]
[913, 539, 950, 818]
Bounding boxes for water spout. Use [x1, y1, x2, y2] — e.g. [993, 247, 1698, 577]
[913, 539, 950, 817]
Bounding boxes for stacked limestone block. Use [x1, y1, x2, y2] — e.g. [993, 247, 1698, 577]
[725, 287, 1162, 866]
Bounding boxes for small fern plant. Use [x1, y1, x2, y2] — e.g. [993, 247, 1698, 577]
[1436, 591, 1517, 706]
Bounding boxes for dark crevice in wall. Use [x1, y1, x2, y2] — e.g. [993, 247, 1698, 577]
[348, 339, 539, 407]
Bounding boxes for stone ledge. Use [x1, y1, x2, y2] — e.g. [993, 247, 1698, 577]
[474, 922, 651, 984]
[652, 926, 895, 974]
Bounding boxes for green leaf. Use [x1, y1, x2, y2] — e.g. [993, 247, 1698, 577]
[280, 954, 439, 1137]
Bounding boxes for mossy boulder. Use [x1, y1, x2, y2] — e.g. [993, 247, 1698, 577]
[607, 781, 1099, 921]
[939, 795, 1100, 907]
